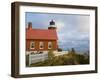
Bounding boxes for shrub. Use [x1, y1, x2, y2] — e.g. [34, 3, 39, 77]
[48, 50, 55, 60]
[29, 48, 89, 67]
[58, 48, 62, 52]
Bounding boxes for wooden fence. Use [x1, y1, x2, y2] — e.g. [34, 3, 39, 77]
[29, 52, 48, 66]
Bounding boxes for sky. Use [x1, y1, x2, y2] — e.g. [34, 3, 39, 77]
[25, 12, 90, 53]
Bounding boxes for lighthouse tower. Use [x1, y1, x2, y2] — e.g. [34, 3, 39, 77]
[48, 20, 57, 29]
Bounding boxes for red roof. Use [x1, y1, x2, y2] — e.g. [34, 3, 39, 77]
[26, 28, 58, 40]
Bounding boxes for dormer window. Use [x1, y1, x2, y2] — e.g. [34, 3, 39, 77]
[39, 42, 44, 49]
[30, 41, 35, 49]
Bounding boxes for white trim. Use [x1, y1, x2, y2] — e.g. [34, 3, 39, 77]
[30, 41, 35, 49]
[39, 41, 44, 49]
[49, 25, 56, 27]
[48, 42, 52, 49]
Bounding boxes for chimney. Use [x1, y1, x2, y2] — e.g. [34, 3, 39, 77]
[28, 22, 32, 30]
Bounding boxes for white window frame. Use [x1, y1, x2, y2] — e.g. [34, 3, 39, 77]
[30, 41, 35, 49]
[39, 41, 44, 49]
[48, 42, 52, 49]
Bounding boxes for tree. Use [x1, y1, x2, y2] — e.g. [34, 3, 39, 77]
[71, 48, 76, 54]
[48, 50, 55, 60]
[58, 48, 62, 52]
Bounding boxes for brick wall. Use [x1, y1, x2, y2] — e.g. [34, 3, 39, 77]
[26, 39, 57, 51]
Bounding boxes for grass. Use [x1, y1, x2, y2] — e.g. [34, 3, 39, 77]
[26, 49, 89, 67]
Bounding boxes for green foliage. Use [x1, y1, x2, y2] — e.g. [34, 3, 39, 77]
[48, 50, 55, 60]
[28, 48, 89, 67]
[67, 48, 89, 64]
[58, 48, 62, 52]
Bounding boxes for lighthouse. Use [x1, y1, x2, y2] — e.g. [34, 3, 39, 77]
[48, 20, 57, 29]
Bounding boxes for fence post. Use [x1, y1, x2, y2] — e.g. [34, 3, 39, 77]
[29, 53, 31, 66]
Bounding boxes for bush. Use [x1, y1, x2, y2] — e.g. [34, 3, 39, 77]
[48, 50, 55, 60]
[29, 48, 89, 67]
[58, 48, 62, 52]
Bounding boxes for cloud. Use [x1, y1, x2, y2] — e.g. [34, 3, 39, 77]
[56, 21, 65, 31]
[76, 15, 90, 32]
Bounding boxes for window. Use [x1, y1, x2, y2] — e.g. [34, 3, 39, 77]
[48, 42, 52, 49]
[30, 41, 35, 49]
[39, 42, 44, 49]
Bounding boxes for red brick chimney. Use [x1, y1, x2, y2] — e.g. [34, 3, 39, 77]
[28, 22, 32, 30]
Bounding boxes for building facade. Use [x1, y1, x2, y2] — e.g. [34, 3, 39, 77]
[26, 20, 58, 52]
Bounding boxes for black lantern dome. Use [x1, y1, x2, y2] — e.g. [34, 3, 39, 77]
[48, 20, 56, 29]
[50, 20, 55, 25]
